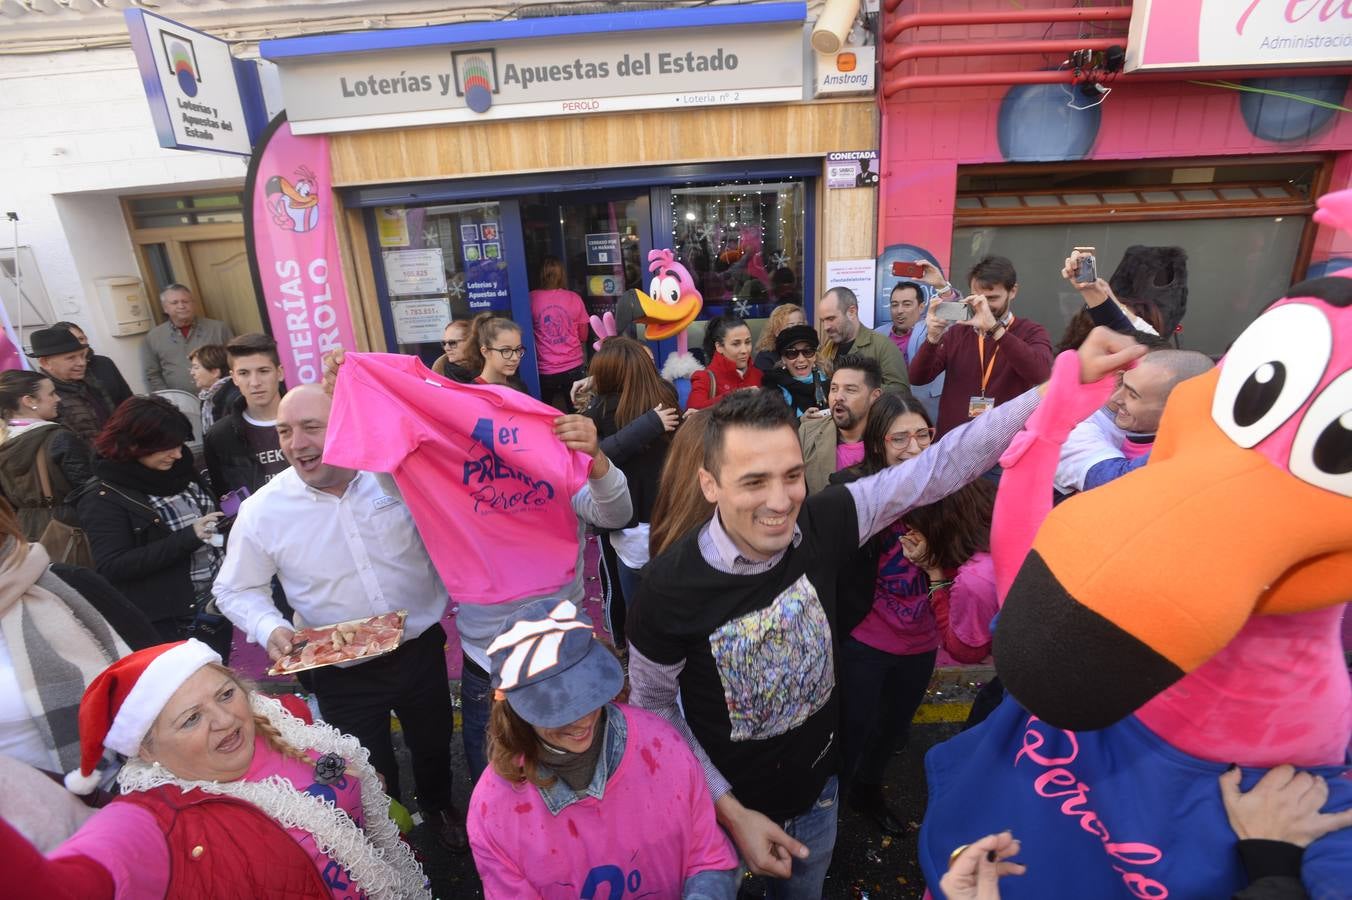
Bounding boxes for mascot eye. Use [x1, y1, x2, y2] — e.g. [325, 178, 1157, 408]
[1211, 303, 1331, 448]
[657, 276, 681, 305]
[1289, 370, 1352, 498]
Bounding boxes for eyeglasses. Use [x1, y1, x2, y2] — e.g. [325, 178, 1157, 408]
[490, 346, 526, 360]
[781, 347, 817, 360]
[885, 428, 935, 449]
[442, 339, 461, 349]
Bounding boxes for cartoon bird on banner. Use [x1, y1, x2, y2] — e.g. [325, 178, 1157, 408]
[265, 166, 320, 233]
[919, 188, 1352, 898]
[596, 249, 704, 406]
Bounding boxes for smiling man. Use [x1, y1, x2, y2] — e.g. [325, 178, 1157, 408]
[212, 384, 469, 853]
[624, 330, 1146, 899]
[203, 333, 288, 500]
[876, 281, 944, 421]
[1055, 347, 1214, 496]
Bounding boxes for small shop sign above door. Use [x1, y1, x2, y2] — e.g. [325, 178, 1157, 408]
[262, 4, 807, 135]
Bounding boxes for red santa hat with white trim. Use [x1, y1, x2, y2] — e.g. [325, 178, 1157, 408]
[65, 639, 222, 794]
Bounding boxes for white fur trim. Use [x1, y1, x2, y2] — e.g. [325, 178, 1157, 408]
[104, 640, 220, 757]
[64, 767, 103, 795]
[661, 351, 701, 382]
[118, 695, 428, 899]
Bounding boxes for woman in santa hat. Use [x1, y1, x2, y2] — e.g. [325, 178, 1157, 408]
[3, 639, 429, 899]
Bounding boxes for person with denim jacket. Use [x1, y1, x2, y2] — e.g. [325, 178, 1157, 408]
[467, 599, 740, 900]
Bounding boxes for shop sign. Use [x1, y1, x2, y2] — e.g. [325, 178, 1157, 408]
[825, 259, 877, 328]
[125, 10, 259, 155]
[244, 116, 361, 384]
[383, 248, 447, 296]
[1127, 0, 1352, 71]
[265, 21, 804, 134]
[585, 233, 622, 266]
[391, 297, 451, 344]
[815, 45, 875, 96]
[826, 151, 880, 189]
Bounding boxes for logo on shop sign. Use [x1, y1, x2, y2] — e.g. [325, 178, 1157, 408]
[452, 48, 499, 113]
[160, 31, 200, 97]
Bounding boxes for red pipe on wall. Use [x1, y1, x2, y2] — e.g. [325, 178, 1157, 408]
[883, 6, 1133, 43]
[884, 37, 1121, 72]
[882, 65, 1352, 99]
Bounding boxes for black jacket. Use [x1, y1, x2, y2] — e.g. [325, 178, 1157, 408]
[48, 563, 161, 650]
[77, 477, 210, 623]
[586, 397, 668, 530]
[203, 391, 284, 499]
[86, 354, 132, 410]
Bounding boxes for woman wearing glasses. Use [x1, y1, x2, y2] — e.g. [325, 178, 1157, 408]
[432, 320, 476, 384]
[762, 323, 828, 418]
[464, 313, 528, 392]
[827, 393, 997, 837]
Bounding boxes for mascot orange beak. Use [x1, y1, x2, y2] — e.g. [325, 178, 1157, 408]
[617, 288, 701, 342]
[994, 368, 1352, 731]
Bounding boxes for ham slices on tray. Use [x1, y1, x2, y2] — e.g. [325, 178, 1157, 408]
[268, 611, 407, 675]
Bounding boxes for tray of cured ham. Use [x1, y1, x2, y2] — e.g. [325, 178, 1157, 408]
[268, 611, 407, 676]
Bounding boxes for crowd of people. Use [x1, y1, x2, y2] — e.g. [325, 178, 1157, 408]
[0, 246, 1348, 900]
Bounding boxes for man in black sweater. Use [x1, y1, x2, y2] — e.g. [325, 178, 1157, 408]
[626, 329, 1145, 897]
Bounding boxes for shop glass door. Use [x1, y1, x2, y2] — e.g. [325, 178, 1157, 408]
[521, 190, 652, 323]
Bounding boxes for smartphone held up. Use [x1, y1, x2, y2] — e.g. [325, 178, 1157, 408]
[892, 260, 926, 279]
[934, 300, 972, 322]
[1073, 246, 1097, 285]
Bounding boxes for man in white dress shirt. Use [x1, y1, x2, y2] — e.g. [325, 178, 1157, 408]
[213, 384, 467, 852]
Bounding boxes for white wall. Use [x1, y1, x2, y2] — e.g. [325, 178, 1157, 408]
[0, 47, 247, 393]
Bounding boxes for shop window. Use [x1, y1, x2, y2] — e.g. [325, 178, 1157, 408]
[376, 202, 510, 353]
[951, 216, 1306, 357]
[126, 192, 245, 228]
[671, 180, 806, 351]
[950, 157, 1325, 356]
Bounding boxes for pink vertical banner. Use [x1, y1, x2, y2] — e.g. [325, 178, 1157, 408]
[244, 113, 359, 384]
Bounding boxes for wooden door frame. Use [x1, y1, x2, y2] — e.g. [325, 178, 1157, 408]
[120, 191, 247, 325]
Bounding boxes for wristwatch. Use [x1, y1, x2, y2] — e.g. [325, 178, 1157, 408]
[987, 325, 1006, 340]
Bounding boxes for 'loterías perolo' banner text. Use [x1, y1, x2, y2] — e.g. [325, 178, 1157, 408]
[244, 113, 359, 383]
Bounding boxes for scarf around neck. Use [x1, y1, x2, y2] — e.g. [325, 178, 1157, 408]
[94, 448, 197, 497]
[0, 539, 130, 772]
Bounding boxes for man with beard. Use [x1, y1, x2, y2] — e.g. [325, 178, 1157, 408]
[799, 354, 882, 494]
[909, 255, 1053, 438]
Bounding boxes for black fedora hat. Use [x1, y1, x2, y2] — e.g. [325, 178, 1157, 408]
[28, 326, 84, 358]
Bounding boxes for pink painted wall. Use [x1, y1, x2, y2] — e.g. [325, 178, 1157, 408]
[879, 0, 1352, 274]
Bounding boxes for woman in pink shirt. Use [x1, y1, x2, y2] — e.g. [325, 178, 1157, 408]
[468, 599, 739, 899]
[529, 257, 592, 411]
[832, 394, 996, 837]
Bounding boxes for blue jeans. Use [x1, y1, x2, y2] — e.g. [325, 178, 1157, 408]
[459, 653, 491, 782]
[616, 558, 642, 610]
[765, 775, 839, 900]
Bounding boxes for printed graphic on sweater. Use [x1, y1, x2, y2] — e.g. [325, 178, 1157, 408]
[709, 574, 834, 741]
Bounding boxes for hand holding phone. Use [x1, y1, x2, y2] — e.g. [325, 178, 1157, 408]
[1072, 246, 1097, 285]
[220, 486, 252, 518]
[891, 260, 926, 279]
[933, 300, 972, 322]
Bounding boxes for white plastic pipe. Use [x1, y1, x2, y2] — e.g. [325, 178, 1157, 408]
[812, 0, 861, 55]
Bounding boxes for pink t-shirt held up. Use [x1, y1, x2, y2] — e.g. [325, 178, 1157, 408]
[467, 706, 737, 900]
[325, 352, 593, 605]
[529, 289, 591, 375]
